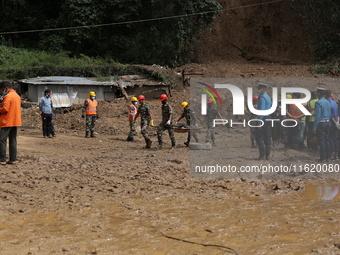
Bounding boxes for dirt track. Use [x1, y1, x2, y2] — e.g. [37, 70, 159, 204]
[1, 62, 340, 254]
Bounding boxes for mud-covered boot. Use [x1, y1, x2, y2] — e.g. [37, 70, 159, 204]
[90, 130, 96, 138]
[156, 141, 162, 149]
[265, 145, 271, 160]
[170, 141, 176, 150]
[212, 140, 217, 147]
[145, 140, 152, 149]
[257, 146, 265, 160]
[85, 131, 90, 138]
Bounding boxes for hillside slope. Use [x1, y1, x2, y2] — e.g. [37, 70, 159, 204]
[192, 0, 311, 63]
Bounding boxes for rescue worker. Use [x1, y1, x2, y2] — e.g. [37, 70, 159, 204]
[133, 95, 153, 148]
[283, 94, 292, 147]
[286, 93, 305, 150]
[306, 91, 318, 151]
[256, 83, 272, 160]
[205, 98, 223, 146]
[176, 102, 199, 147]
[126, 97, 138, 142]
[326, 90, 339, 161]
[250, 95, 258, 148]
[157, 94, 176, 149]
[81, 91, 98, 138]
[313, 87, 331, 162]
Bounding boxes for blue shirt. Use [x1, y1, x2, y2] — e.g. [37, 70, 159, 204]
[328, 97, 338, 123]
[39, 96, 53, 114]
[313, 97, 331, 129]
[257, 92, 272, 120]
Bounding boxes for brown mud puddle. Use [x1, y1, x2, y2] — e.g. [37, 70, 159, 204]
[1, 185, 340, 254]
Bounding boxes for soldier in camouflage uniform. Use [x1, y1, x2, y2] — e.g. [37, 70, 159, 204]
[177, 102, 199, 146]
[205, 98, 223, 146]
[133, 95, 153, 148]
[157, 94, 176, 149]
[81, 91, 98, 138]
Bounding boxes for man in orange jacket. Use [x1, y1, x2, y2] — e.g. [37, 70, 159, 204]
[0, 81, 21, 165]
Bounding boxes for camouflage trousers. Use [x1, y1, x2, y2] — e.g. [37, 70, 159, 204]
[128, 119, 137, 139]
[157, 123, 175, 145]
[188, 131, 199, 143]
[86, 115, 97, 132]
[205, 126, 215, 142]
[141, 120, 151, 145]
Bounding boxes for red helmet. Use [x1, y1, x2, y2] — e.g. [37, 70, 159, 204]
[207, 98, 214, 104]
[160, 94, 168, 101]
[252, 95, 259, 101]
[332, 94, 335, 100]
[138, 95, 145, 100]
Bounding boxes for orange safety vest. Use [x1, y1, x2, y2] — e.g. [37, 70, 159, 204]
[288, 103, 304, 121]
[86, 98, 98, 115]
[128, 104, 137, 120]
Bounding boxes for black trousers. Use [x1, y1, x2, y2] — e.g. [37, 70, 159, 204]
[0, 127, 17, 162]
[256, 116, 272, 147]
[42, 113, 52, 137]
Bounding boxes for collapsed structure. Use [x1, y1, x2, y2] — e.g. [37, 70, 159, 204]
[20, 75, 171, 108]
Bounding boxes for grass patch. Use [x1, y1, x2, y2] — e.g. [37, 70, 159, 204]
[0, 45, 128, 70]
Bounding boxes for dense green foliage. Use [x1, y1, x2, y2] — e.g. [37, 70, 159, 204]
[303, 0, 340, 62]
[0, 45, 119, 70]
[0, 0, 221, 67]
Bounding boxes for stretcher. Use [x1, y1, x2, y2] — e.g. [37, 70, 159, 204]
[174, 124, 201, 133]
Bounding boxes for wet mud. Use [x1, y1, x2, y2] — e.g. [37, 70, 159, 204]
[0, 130, 340, 254]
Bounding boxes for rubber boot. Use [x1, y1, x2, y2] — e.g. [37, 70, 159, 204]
[265, 145, 271, 160]
[257, 146, 265, 160]
[184, 141, 189, 147]
[90, 130, 96, 138]
[85, 131, 89, 138]
[126, 136, 132, 141]
[170, 141, 176, 150]
[212, 140, 217, 147]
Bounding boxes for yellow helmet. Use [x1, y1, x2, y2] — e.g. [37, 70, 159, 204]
[131, 97, 138, 102]
[89, 91, 96, 97]
[286, 94, 292, 99]
[181, 102, 188, 109]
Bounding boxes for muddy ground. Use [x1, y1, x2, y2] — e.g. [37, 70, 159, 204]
[1, 62, 340, 254]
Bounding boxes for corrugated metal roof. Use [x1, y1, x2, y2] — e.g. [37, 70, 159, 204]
[20, 76, 166, 87]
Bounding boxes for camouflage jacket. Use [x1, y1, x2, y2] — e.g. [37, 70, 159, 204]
[207, 106, 219, 127]
[161, 103, 173, 124]
[180, 108, 196, 126]
[137, 103, 151, 122]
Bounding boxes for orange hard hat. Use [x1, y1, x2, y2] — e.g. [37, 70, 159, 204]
[138, 95, 145, 100]
[207, 98, 214, 104]
[160, 94, 168, 101]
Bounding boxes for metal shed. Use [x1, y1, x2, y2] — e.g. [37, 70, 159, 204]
[20, 76, 171, 108]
